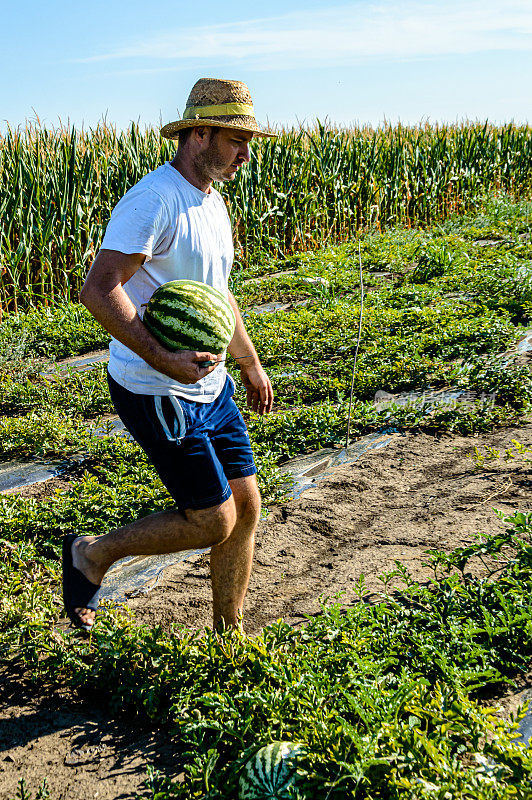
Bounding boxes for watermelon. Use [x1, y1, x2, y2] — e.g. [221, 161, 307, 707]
[142, 280, 235, 354]
[239, 741, 306, 799]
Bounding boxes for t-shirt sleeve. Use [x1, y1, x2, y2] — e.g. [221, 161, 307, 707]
[100, 188, 171, 260]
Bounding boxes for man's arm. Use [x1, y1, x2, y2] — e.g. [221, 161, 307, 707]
[227, 292, 273, 414]
[80, 249, 222, 385]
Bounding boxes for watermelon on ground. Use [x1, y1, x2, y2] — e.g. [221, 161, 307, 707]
[142, 280, 236, 354]
[239, 741, 306, 799]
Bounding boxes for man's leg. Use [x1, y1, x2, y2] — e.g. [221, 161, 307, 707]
[71, 498, 237, 628]
[209, 475, 261, 630]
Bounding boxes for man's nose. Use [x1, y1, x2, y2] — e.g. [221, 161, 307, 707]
[240, 143, 251, 163]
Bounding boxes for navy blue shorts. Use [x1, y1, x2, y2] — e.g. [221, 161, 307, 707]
[107, 372, 257, 511]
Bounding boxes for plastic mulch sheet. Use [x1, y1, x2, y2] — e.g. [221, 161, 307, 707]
[0, 420, 127, 495]
[0, 456, 83, 494]
[40, 349, 109, 377]
[515, 329, 532, 356]
[99, 549, 209, 601]
[99, 429, 398, 600]
[246, 301, 292, 315]
[279, 430, 398, 501]
[517, 694, 532, 746]
[4, 326, 532, 597]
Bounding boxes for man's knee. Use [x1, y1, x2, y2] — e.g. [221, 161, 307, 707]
[231, 477, 261, 527]
[184, 498, 236, 546]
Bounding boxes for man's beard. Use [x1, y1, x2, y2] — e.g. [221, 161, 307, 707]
[194, 136, 235, 183]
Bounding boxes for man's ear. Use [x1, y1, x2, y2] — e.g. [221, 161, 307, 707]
[192, 126, 211, 145]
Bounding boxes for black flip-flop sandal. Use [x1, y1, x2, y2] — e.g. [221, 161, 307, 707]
[62, 533, 101, 633]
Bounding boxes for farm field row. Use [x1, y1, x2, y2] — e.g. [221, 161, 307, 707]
[1, 121, 531, 310]
[0, 196, 531, 469]
[1, 194, 532, 799]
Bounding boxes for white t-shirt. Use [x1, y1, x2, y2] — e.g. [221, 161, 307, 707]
[101, 163, 234, 401]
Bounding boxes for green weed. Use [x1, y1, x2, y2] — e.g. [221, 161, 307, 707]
[2, 514, 532, 799]
[8, 779, 51, 800]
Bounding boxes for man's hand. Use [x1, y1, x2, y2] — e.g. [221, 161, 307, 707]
[240, 362, 273, 414]
[161, 351, 222, 384]
[226, 292, 273, 414]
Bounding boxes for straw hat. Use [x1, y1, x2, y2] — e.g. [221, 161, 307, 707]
[161, 78, 275, 139]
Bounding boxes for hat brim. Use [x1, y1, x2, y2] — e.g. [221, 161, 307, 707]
[161, 116, 276, 140]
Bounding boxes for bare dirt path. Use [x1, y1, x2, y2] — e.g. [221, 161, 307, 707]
[130, 423, 532, 632]
[0, 674, 182, 800]
[2, 423, 531, 799]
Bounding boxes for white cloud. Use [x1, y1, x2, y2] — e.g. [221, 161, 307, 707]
[79, 1, 532, 69]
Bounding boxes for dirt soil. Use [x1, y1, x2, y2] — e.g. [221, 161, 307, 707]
[2, 423, 532, 799]
[129, 423, 532, 633]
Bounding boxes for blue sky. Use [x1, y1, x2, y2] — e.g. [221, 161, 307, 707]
[1, 0, 531, 132]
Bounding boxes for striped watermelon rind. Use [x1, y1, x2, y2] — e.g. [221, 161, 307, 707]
[239, 741, 306, 799]
[143, 280, 236, 354]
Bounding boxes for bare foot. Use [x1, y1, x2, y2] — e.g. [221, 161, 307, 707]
[71, 536, 106, 629]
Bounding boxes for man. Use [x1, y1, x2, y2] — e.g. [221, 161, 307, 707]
[62, 78, 275, 633]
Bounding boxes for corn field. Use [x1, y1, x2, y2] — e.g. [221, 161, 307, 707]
[0, 120, 531, 311]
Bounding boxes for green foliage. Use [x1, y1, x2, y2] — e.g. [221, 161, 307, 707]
[442, 194, 532, 240]
[1, 122, 532, 310]
[409, 241, 457, 284]
[1, 195, 532, 799]
[0, 362, 113, 417]
[2, 514, 532, 799]
[0, 197, 530, 462]
[468, 439, 531, 471]
[0, 541, 60, 656]
[460, 359, 532, 410]
[0, 410, 94, 458]
[0, 303, 109, 359]
[7, 780, 51, 800]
